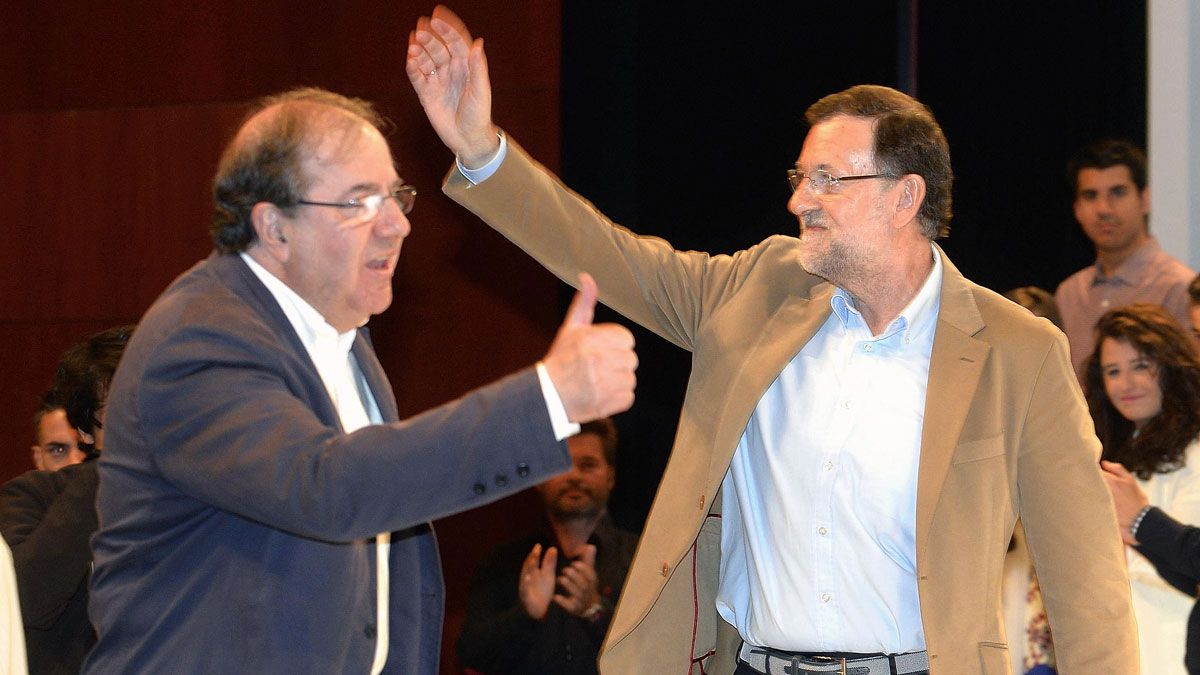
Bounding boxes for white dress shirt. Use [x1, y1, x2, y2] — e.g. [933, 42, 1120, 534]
[716, 249, 943, 654]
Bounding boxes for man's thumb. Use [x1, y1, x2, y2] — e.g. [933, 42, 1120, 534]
[563, 272, 598, 327]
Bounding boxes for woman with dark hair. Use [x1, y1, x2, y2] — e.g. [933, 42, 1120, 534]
[1085, 303, 1200, 675]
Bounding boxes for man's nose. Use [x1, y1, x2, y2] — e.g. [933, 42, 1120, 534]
[375, 199, 411, 238]
[788, 185, 817, 216]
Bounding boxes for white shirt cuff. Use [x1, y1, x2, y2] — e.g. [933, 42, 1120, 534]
[457, 132, 508, 185]
[536, 361, 580, 441]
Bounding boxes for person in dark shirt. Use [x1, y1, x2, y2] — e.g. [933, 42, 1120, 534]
[1105, 459, 1200, 674]
[458, 418, 638, 675]
[0, 325, 131, 674]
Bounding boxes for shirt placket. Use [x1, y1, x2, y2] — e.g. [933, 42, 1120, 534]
[812, 329, 864, 646]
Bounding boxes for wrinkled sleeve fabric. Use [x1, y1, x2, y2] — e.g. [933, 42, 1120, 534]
[130, 296, 567, 542]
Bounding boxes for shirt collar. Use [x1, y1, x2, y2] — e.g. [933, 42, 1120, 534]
[240, 252, 358, 358]
[830, 243, 943, 343]
[1093, 236, 1160, 286]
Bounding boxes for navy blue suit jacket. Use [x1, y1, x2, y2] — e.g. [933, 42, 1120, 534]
[85, 252, 569, 674]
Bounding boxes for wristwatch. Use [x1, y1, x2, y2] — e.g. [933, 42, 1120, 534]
[581, 601, 606, 622]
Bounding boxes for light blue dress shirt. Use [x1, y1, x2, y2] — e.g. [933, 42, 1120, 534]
[717, 249, 942, 654]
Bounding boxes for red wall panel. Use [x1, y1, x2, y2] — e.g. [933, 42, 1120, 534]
[1, 3, 562, 672]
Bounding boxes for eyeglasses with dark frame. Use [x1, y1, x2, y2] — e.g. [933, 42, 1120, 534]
[296, 185, 417, 224]
[787, 169, 895, 195]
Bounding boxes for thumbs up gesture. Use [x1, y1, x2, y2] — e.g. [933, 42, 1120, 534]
[542, 273, 637, 422]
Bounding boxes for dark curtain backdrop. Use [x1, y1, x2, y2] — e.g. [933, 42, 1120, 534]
[560, 1, 1146, 534]
[1, 2, 1145, 673]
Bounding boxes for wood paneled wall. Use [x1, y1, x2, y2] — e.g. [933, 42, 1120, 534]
[1, 3, 562, 672]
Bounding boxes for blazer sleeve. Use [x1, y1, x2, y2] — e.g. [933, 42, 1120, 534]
[136, 317, 569, 543]
[1135, 506, 1200, 596]
[1015, 331, 1139, 672]
[443, 135, 824, 353]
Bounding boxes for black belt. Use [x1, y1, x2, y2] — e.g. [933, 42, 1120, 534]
[738, 643, 929, 675]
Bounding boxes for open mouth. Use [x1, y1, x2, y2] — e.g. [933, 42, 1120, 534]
[366, 256, 394, 272]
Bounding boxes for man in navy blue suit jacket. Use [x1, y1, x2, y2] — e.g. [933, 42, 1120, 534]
[83, 88, 637, 674]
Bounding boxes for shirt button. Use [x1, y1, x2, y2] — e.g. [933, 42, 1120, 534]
[843, 401, 852, 410]
[472, 482, 486, 495]
[516, 463, 530, 477]
[823, 461, 833, 471]
[820, 593, 832, 603]
[864, 343, 874, 352]
[817, 526, 828, 535]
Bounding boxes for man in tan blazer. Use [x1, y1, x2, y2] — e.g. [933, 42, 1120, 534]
[408, 8, 1137, 674]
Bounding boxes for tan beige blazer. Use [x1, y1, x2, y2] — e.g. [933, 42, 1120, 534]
[445, 138, 1138, 675]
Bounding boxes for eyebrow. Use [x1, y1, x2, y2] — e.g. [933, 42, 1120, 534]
[335, 178, 404, 200]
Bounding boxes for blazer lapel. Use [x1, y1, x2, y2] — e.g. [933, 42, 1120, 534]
[706, 282, 836, 494]
[915, 247, 990, 553]
[353, 329, 399, 423]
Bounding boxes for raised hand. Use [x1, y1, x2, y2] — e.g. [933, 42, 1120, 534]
[552, 544, 601, 617]
[406, 5, 499, 167]
[518, 543, 557, 620]
[543, 273, 637, 423]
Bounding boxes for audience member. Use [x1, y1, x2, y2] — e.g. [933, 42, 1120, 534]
[457, 418, 638, 675]
[1003, 286, 1062, 329]
[408, 8, 1137, 673]
[0, 325, 132, 675]
[1055, 139, 1195, 378]
[29, 405, 83, 472]
[83, 87, 636, 674]
[1085, 304, 1200, 674]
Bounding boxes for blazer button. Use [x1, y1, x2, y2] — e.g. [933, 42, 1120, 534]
[516, 463, 530, 477]
[472, 482, 486, 495]
[698, 494, 705, 509]
[661, 562, 670, 577]
[494, 474, 509, 487]
[364, 622, 376, 639]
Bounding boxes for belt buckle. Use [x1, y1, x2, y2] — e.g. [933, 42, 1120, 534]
[806, 655, 848, 675]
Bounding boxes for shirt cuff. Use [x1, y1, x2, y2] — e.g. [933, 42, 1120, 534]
[457, 131, 508, 185]
[536, 362, 580, 441]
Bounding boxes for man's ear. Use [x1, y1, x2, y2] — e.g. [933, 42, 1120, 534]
[895, 174, 926, 225]
[250, 202, 290, 262]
